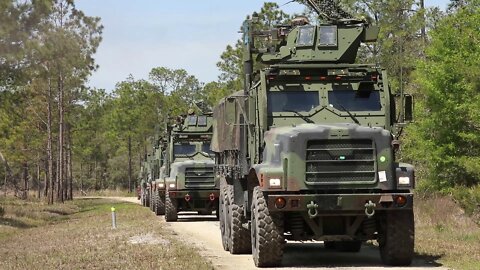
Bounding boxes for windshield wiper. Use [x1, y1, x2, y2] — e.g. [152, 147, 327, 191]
[329, 104, 361, 125]
[284, 109, 315, 124]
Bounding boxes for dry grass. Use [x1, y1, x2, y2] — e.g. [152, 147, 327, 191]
[415, 195, 480, 270]
[2, 194, 479, 269]
[74, 188, 134, 198]
[0, 197, 212, 270]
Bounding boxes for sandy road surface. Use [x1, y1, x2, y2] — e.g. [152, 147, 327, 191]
[105, 197, 449, 270]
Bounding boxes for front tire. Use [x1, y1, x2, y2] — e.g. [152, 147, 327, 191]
[379, 210, 414, 266]
[145, 189, 150, 208]
[165, 192, 178, 222]
[251, 186, 284, 267]
[155, 192, 165, 215]
[151, 191, 157, 212]
[140, 190, 146, 206]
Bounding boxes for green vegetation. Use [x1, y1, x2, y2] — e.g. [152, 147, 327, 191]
[0, 197, 212, 269]
[402, 0, 480, 209]
[415, 196, 480, 270]
[0, 0, 479, 223]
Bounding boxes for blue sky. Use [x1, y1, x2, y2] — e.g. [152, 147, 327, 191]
[75, 1, 450, 91]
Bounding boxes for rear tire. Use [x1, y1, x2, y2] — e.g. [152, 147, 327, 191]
[251, 186, 284, 267]
[165, 192, 178, 222]
[379, 210, 414, 266]
[228, 185, 251, 254]
[219, 182, 230, 251]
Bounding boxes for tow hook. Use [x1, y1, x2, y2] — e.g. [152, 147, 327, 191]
[365, 200, 376, 218]
[307, 201, 319, 219]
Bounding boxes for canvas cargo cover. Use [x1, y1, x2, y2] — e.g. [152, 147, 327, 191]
[211, 91, 243, 152]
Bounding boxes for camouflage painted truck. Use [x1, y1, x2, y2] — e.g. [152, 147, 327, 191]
[139, 152, 153, 208]
[164, 112, 219, 222]
[139, 137, 165, 213]
[213, 1, 415, 267]
[150, 136, 168, 215]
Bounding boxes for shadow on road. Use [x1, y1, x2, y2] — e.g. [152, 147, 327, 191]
[281, 242, 444, 268]
[176, 213, 218, 222]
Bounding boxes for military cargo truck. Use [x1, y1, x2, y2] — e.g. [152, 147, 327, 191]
[212, 1, 415, 267]
[164, 112, 219, 222]
[139, 152, 153, 208]
[151, 136, 167, 215]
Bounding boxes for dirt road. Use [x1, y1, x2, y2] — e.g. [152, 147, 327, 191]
[111, 197, 448, 270]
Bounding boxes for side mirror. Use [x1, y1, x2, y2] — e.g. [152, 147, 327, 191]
[404, 94, 414, 122]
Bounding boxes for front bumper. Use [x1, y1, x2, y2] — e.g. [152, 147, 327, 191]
[267, 193, 413, 214]
[168, 190, 219, 201]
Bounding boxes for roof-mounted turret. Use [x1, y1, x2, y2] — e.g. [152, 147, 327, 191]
[242, 0, 379, 66]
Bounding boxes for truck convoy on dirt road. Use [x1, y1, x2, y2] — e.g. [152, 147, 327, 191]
[140, 112, 219, 221]
[139, 0, 415, 267]
[212, 0, 415, 267]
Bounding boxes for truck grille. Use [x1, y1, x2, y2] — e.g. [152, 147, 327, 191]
[305, 139, 376, 185]
[185, 167, 215, 189]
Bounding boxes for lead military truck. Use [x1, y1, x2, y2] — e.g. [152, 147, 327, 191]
[212, 0, 415, 267]
[164, 113, 219, 221]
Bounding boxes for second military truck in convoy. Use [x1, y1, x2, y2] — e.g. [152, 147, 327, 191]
[164, 112, 219, 221]
[212, 0, 415, 267]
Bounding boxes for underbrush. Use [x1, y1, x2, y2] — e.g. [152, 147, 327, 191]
[449, 186, 480, 223]
[415, 194, 480, 269]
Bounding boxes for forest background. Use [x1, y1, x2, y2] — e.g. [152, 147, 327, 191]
[0, 0, 479, 215]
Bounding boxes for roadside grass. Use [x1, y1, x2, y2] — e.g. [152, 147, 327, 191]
[415, 195, 480, 270]
[0, 196, 212, 270]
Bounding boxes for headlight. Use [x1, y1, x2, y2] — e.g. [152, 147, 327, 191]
[158, 183, 164, 188]
[269, 178, 281, 188]
[169, 183, 176, 189]
[398, 177, 410, 185]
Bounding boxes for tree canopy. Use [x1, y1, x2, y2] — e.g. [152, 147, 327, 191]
[1, 0, 479, 201]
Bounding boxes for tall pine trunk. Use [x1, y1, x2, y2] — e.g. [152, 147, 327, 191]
[37, 158, 41, 199]
[47, 78, 54, 205]
[22, 162, 29, 199]
[57, 72, 64, 203]
[66, 124, 73, 200]
[128, 134, 132, 193]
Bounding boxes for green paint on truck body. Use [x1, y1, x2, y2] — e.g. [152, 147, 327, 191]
[213, 4, 415, 266]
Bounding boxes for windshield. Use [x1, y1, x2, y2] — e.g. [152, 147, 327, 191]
[328, 90, 382, 112]
[268, 91, 320, 113]
[201, 142, 214, 156]
[173, 144, 196, 156]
